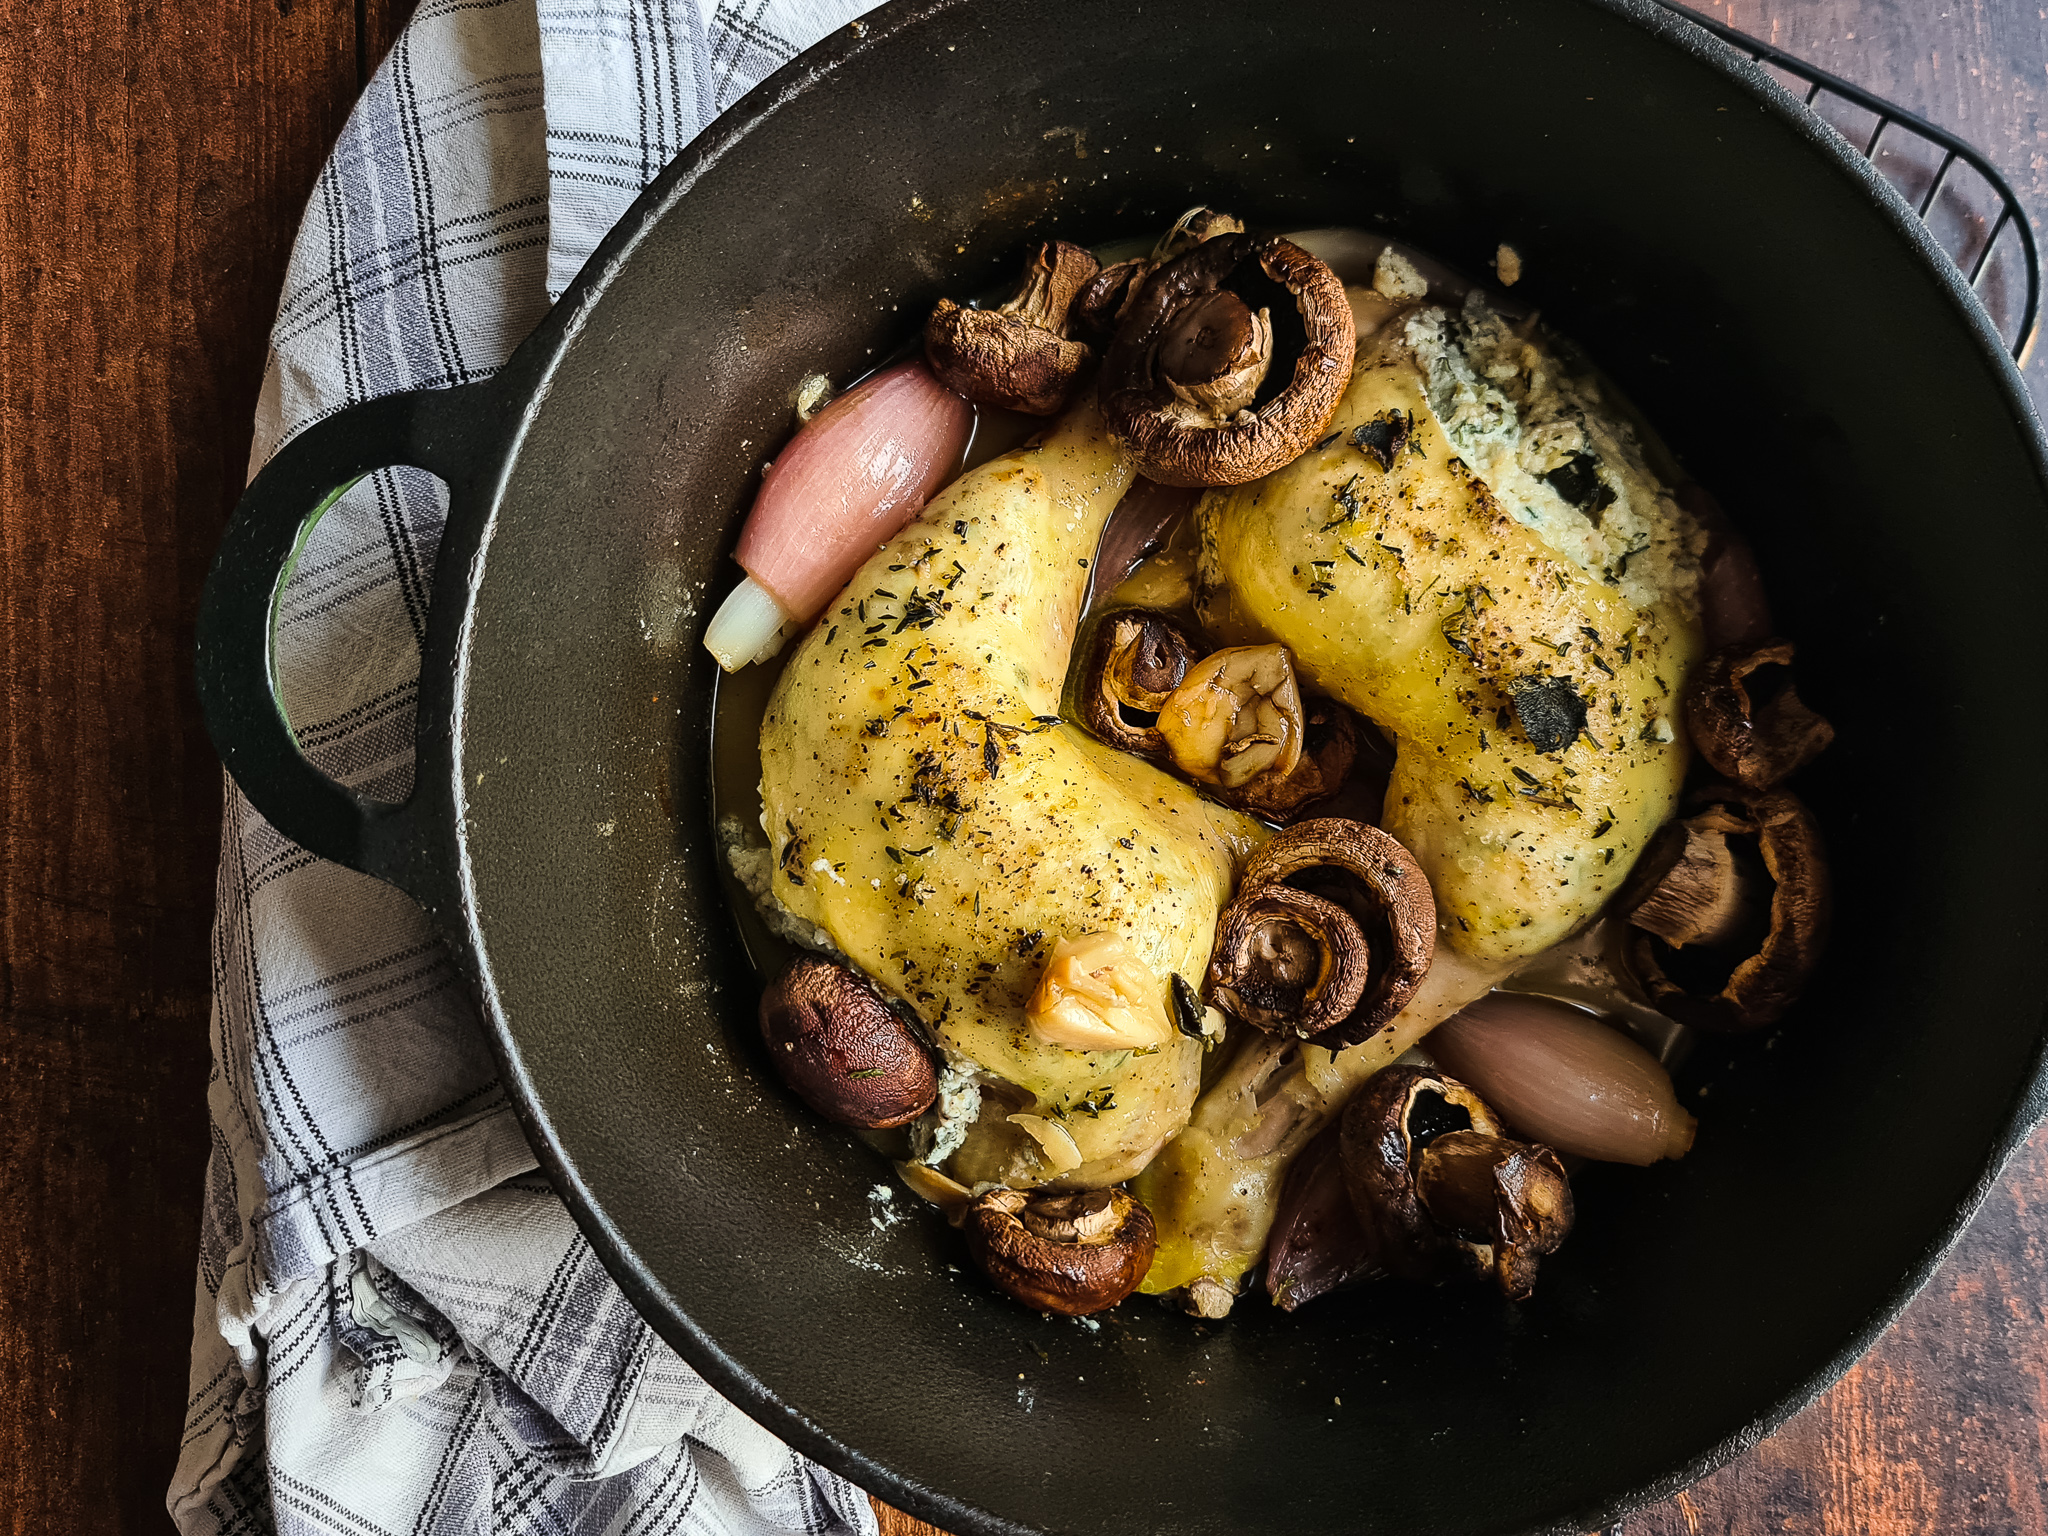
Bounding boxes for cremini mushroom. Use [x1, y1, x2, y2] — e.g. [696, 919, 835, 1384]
[1207, 884, 1371, 1040]
[1621, 787, 1830, 1033]
[924, 239, 1100, 415]
[1683, 638, 1835, 790]
[1338, 1065, 1574, 1299]
[1219, 696, 1361, 823]
[1074, 207, 1245, 339]
[757, 956, 938, 1128]
[1077, 608, 1203, 757]
[1024, 932, 1176, 1051]
[1214, 818, 1436, 1045]
[1101, 232, 1357, 486]
[960, 1186, 1158, 1315]
[1154, 643, 1304, 790]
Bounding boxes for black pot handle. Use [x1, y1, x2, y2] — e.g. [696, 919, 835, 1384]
[195, 382, 504, 909]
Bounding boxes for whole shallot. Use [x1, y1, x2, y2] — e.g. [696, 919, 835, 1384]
[703, 360, 972, 671]
[1426, 993, 1696, 1166]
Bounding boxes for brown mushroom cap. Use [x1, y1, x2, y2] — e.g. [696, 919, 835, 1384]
[1683, 638, 1836, 790]
[924, 239, 1100, 416]
[758, 956, 938, 1128]
[1226, 818, 1437, 1045]
[1101, 233, 1357, 487]
[1622, 787, 1831, 1033]
[960, 1186, 1157, 1316]
[1074, 257, 1152, 340]
[1076, 608, 1203, 757]
[1411, 1129, 1574, 1300]
[1206, 883, 1372, 1039]
[1339, 1065, 1574, 1299]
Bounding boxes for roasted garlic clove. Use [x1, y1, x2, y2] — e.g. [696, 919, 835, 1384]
[1155, 643, 1304, 790]
[961, 1186, 1158, 1315]
[924, 239, 1100, 415]
[1024, 933, 1176, 1051]
[1683, 638, 1835, 790]
[757, 957, 938, 1128]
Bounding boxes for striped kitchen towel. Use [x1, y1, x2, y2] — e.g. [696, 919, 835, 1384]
[168, 3, 883, 1533]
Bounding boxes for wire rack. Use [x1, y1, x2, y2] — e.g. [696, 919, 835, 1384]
[1655, 0, 2040, 363]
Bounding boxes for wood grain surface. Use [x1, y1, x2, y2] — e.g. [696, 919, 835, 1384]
[0, 2, 2039, 1534]
[0, 3, 411, 1531]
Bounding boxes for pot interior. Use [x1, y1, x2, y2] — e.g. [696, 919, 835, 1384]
[453, 2, 2048, 1532]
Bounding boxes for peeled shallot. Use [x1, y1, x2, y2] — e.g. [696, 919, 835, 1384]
[1426, 993, 1697, 1166]
[703, 360, 972, 671]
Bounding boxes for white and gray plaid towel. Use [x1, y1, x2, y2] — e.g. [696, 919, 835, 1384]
[169, 3, 885, 1532]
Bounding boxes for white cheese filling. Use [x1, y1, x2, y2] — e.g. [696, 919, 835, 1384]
[1403, 291, 1706, 610]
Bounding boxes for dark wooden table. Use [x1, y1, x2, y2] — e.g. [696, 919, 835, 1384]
[3, 2, 2043, 1532]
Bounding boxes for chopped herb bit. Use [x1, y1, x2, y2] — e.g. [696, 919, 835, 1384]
[1458, 778, 1495, 805]
[902, 845, 933, 857]
[1171, 974, 1207, 1038]
[1511, 765, 1541, 787]
[846, 1067, 884, 1079]
[1075, 1088, 1116, 1117]
[1510, 675, 1590, 753]
[863, 718, 890, 738]
[1591, 815, 1615, 839]
[884, 846, 903, 863]
[1322, 473, 1365, 530]
[982, 724, 1002, 777]
[1544, 452, 1616, 517]
[1349, 409, 1410, 471]
[1314, 429, 1342, 451]
[1343, 544, 1368, 566]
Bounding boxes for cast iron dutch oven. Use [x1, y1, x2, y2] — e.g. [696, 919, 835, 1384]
[195, 1, 2048, 1531]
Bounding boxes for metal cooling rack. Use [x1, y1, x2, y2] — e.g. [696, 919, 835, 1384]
[1655, 0, 2040, 363]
